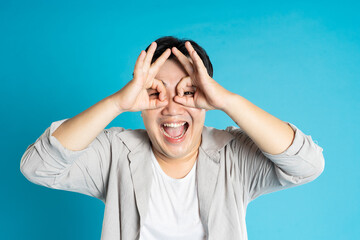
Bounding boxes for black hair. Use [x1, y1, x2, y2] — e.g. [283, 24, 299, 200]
[144, 36, 213, 78]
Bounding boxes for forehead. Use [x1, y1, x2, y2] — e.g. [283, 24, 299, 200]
[155, 58, 190, 86]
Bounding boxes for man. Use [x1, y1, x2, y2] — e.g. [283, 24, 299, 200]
[20, 36, 325, 240]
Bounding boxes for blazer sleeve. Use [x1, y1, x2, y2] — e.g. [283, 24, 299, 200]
[226, 122, 325, 203]
[20, 118, 124, 202]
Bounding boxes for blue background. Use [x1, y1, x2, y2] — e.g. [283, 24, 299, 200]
[1, 0, 359, 239]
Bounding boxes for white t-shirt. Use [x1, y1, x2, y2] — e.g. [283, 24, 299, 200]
[139, 149, 206, 240]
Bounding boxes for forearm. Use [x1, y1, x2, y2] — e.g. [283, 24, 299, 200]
[51, 94, 122, 151]
[222, 93, 295, 155]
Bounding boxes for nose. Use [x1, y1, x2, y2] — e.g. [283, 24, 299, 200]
[161, 94, 185, 116]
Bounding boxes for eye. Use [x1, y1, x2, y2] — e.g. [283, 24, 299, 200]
[149, 92, 160, 97]
[184, 91, 194, 96]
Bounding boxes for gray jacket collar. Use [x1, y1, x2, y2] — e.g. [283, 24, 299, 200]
[117, 126, 235, 155]
[116, 126, 235, 233]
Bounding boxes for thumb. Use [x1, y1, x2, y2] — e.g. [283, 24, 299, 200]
[148, 98, 168, 109]
[174, 95, 196, 108]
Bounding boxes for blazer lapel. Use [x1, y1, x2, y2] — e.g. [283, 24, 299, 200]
[197, 126, 235, 234]
[128, 144, 153, 228]
[117, 129, 153, 228]
[196, 146, 221, 235]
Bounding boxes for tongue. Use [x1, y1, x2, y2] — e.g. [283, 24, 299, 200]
[163, 125, 185, 137]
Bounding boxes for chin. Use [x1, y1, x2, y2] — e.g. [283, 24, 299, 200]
[162, 146, 190, 159]
[147, 120, 203, 159]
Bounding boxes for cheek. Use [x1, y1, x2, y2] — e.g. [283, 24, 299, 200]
[142, 110, 160, 126]
[188, 109, 206, 123]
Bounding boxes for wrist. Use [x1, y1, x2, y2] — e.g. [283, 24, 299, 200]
[107, 92, 125, 115]
[218, 90, 237, 112]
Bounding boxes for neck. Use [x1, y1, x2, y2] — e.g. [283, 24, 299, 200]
[152, 144, 200, 179]
[154, 147, 198, 166]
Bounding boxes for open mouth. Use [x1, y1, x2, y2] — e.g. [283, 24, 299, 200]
[160, 122, 189, 140]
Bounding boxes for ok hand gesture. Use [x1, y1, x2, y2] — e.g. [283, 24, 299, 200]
[114, 42, 171, 113]
[172, 41, 232, 111]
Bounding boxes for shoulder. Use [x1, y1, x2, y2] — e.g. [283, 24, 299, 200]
[202, 125, 247, 141]
[223, 126, 252, 143]
[201, 125, 256, 153]
[201, 126, 239, 152]
[104, 126, 147, 137]
[223, 126, 262, 151]
[106, 127, 149, 151]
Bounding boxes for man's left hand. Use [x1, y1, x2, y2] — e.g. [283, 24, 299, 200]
[171, 41, 233, 111]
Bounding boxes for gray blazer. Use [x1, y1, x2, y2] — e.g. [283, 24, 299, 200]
[20, 119, 325, 240]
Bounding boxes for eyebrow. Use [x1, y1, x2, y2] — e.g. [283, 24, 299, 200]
[156, 78, 196, 89]
[156, 79, 168, 87]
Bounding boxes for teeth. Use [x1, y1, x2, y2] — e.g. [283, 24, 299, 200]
[160, 122, 188, 140]
[161, 126, 187, 139]
[162, 122, 186, 128]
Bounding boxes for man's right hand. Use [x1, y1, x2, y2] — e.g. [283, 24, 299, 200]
[111, 41, 171, 113]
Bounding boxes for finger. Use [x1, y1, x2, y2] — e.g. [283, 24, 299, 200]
[148, 48, 171, 78]
[185, 41, 208, 78]
[152, 79, 167, 101]
[171, 47, 194, 76]
[173, 95, 196, 108]
[143, 42, 157, 71]
[133, 50, 146, 78]
[149, 98, 168, 109]
[176, 76, 193, 97]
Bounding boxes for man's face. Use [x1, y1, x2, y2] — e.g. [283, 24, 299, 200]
[142, 58, 206, 160]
